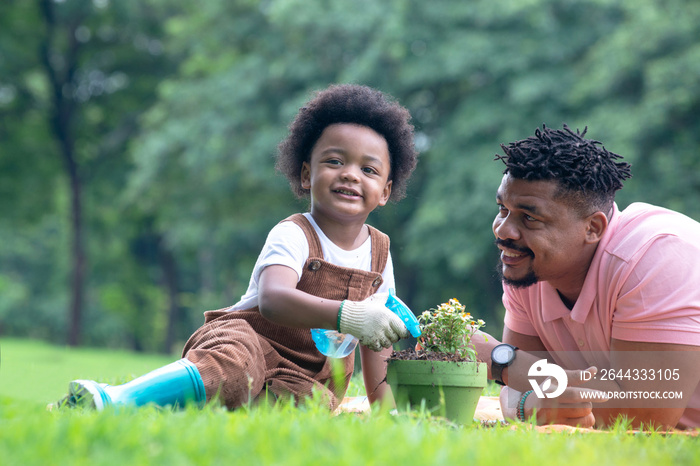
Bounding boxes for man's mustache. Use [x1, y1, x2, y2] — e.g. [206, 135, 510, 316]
[495, 239, 534, 257]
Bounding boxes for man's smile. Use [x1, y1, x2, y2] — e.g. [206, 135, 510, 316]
[500, 250, 528, 266]
[494, 238, 539, 288]
[496, 239, 533, 265]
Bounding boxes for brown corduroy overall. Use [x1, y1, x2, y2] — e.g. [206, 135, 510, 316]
[182, 214, 390, 411]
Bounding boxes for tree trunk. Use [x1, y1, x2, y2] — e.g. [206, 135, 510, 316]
[38, 0, 85, 346]
[65, 152, 85, 347]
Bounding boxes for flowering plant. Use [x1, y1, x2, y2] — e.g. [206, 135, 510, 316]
[417, 298, 486, 361]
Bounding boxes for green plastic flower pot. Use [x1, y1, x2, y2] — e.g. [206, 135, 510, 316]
[387, 359, 487, 424]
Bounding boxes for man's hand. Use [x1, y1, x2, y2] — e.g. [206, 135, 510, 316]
[339, 295, 410, 352]
[522, 367, 609, 427]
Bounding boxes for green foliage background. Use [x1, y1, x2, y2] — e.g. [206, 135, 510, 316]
[2, 0, 700, 351]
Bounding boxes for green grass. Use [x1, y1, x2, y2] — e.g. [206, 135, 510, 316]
[0, 338, 697, 465]
[0, 337, 176, 405]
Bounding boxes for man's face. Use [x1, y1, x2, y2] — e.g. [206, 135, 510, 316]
[492, 174, 593, 292]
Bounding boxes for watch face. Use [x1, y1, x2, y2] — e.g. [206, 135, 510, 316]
[493, 344, 515, 364]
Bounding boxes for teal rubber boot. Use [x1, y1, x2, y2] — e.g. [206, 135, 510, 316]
[67, 358, 206, 411]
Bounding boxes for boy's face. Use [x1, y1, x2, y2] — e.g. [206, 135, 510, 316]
[301, 123, 392, 226]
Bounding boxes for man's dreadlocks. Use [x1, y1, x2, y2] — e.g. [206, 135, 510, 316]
[495, 124, 632, 216]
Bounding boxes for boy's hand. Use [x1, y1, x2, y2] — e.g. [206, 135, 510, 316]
[339, 297, 410, 352]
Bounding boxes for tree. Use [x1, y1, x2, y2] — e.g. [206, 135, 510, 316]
[568, 0, 700, 219]
[1, 0, 179, 347]
[37, 0, 89, 346]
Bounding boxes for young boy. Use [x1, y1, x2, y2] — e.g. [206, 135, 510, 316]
[61, 84, 418, 412]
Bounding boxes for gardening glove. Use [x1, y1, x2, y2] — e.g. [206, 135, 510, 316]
[338, 294, 410, 352]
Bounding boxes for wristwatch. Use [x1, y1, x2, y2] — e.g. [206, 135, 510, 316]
[491, 343, 518, 386]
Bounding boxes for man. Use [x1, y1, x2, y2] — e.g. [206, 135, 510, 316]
[489, 124, 700, 429]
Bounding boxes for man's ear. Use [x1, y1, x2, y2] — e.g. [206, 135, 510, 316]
[585, 211, 608, 244]
[300, 162, 311, 190]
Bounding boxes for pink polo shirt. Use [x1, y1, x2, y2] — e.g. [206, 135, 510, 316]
[503, 202, 700, 428]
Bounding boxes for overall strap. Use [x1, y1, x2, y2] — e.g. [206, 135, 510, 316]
[367, 225, 390, 274]
[284, 213, 324, 259]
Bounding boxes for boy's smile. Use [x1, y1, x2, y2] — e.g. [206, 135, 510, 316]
[301, 123, 392, 235]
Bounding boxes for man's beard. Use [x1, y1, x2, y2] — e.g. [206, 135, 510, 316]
[495, 261, 539, 288]
[494, 239, 538, 289]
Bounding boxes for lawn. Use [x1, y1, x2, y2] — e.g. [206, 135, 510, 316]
[0, 338, 696, 465]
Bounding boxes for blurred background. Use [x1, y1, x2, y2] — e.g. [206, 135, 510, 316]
[1, 0, 699, 354]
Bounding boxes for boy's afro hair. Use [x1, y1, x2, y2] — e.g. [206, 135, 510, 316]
[276, 84, 417, 201]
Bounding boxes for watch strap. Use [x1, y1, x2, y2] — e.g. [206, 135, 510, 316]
[491, 343, 518, 386]
[493, 363, 507, 386]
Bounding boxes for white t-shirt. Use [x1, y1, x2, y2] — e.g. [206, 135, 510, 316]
[229, 213, 395, 311]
